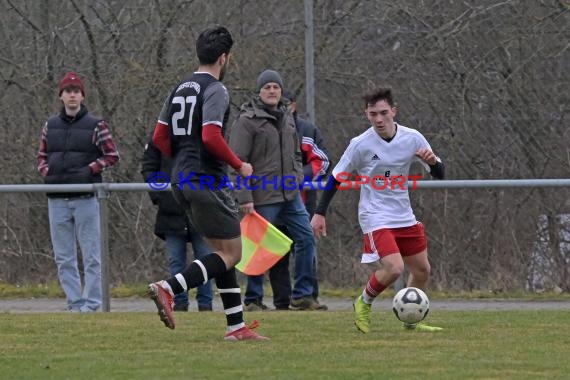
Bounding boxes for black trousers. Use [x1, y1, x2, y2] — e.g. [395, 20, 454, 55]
[269, 251, 292, 309]
[270, 222, 320, 308]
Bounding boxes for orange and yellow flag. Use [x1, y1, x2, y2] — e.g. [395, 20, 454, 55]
[236, 211, 293, 275]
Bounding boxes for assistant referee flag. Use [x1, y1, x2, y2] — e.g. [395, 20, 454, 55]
[236, 211, 292, 275]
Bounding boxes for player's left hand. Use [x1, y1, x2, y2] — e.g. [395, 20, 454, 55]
[415, 148, 437, 166]
[311, 214, 327, 238]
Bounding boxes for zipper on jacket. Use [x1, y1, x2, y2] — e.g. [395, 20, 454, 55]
[279, 128, 285, 199]
[62, 120, 72, 171]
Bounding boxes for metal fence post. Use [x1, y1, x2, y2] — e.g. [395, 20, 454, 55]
[304, 0, 315, 124]
[95, 183, 111, 312]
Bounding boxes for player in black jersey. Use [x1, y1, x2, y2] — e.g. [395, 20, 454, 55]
[147, 26, 267, 340]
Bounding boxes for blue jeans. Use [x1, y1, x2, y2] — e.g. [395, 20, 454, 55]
[245, 194, 316, 303]
[164, 233, 213, 308]
[48, 196, 101, 312]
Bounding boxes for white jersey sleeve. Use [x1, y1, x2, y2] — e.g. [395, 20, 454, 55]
[412, 131, 433, 171]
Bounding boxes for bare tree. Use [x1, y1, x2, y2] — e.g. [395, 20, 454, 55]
[0, 0, 568, 290]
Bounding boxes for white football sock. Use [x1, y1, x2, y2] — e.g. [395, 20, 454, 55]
[361, 290, 374, 304]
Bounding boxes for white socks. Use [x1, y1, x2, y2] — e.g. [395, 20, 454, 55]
[361, 290, 374, 304]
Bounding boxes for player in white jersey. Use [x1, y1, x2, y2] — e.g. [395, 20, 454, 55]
[311, 87, 445, 333]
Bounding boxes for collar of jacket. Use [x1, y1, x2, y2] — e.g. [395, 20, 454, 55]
[59, 104, 88, 123]
[240, 96, 286, 119]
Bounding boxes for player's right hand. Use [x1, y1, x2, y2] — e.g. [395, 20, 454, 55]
[240, 202, 255, 214]
[311, 214, 327, 238]
[238, 162, 253, 177]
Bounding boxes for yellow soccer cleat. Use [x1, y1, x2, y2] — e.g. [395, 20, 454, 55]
[353, 295, 372, 333]
[403, 322, 443, 332]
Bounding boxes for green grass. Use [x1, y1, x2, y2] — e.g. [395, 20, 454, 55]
[0, 282, 151, 299]
[1, 282, 569, 300]
[0, 310, 568, 379]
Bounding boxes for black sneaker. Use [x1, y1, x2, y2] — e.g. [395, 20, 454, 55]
[198, 304, 213, 312]
[173, 304, 189, 312]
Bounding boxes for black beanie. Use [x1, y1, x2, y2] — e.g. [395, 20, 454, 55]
[256, 69, 283, 92]
[282, 89, 296, 102]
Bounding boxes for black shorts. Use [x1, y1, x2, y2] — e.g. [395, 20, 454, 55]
[172, 182, 241, 239]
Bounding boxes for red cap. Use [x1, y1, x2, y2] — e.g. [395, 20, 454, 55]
[58, 72, 85, 96]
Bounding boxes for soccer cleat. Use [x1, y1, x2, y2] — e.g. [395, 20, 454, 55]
[148, 282, 176, 330]
[353, 295, 372, 333]
[403, 322, 443, 332]
[224, 320, 269, 341]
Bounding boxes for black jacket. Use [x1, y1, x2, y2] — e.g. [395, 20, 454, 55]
[141, 137, 193, 241]
[44, 105, 102, 197]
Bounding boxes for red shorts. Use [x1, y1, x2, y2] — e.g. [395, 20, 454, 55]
[361, 222, 427, 263]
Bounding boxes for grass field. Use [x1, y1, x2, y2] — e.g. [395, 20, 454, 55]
[2, 282, 570, 300]
[1, 309, 568, 380]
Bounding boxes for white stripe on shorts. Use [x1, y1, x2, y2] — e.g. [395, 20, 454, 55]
[362, 232, 380, 263]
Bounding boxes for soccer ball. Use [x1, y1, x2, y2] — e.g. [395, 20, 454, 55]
[392, 287, 430, 324]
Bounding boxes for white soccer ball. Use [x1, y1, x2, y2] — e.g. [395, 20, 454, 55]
[392, 287, 430, 324]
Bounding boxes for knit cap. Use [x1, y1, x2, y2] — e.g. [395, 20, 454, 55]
[256, 69, 283, 92]
[58, 72, 85, 96]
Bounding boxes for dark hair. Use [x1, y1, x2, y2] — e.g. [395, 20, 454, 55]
[196, 26, 233, 65]
[362, 87, 395, 108]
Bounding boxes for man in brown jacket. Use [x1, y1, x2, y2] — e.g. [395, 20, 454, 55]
[230, 69, 324, 311]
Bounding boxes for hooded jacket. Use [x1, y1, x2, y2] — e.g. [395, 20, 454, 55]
[141, 137, 195, 240]
[229, 97, 303, 206]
